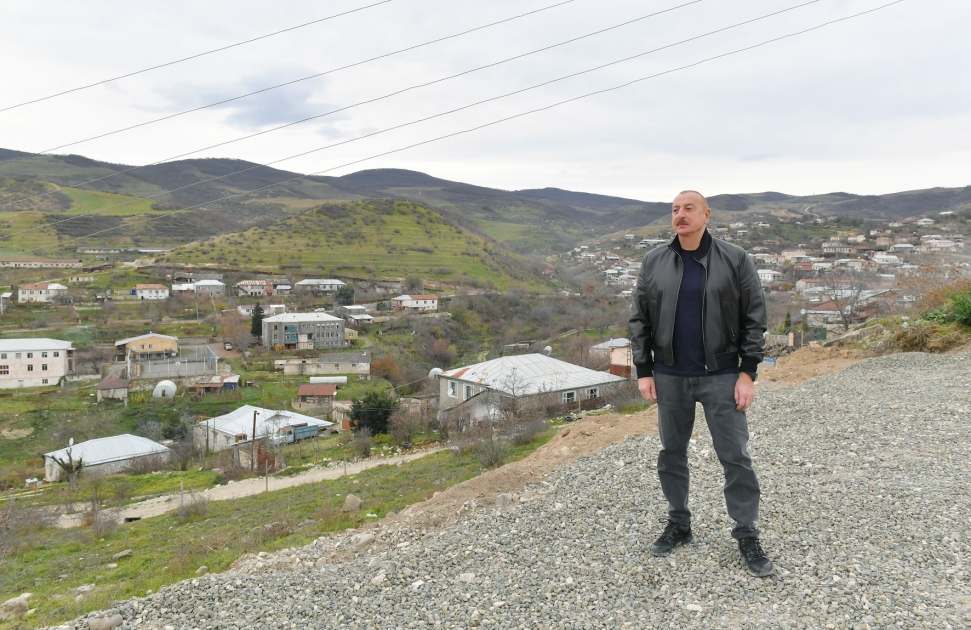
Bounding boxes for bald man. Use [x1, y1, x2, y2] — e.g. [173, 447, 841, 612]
[629, 190, 773, 577]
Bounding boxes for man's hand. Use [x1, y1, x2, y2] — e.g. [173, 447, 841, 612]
[735, 372, 755, 411]
[638, 376, 657, 403]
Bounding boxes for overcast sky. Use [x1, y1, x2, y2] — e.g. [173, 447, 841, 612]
[1, 0, 966, 201]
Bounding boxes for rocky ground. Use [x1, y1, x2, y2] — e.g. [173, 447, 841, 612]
[44, 351, 971, 629]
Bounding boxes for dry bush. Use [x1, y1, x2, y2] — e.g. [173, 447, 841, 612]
[351, 428, 373, 458]
[389, 411, 424, 446]
[508, 418, 546, 446]
[897, 259, 969, 312]
[0, 499, 55, 562]
[892, 322, 970, 353]
[176, 494, 209, 522]
[122, 455, 168, 475]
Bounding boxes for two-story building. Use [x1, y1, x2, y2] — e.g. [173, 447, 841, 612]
[294, 279, 346, 295]
[261, 312, 345, 350]
[0, 338, 73, 388]
[391, 294, 438, 312]
[114, 333, 179, 362]
[18, 282, 68, 303]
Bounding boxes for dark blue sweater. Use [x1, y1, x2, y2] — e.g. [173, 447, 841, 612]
[652, 245, 739, 378]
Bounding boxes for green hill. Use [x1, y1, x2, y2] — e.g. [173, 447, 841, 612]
[162, 200, 545, 290]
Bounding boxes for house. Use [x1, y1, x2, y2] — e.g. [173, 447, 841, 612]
[273, 351, 371, 377]
[69, 276, 95, 283]
[437, 354, 626, 422]
[391, 294, 438, 312]
[194, 405, 333, 452]
[0, 292, 10, 314]
[131, 284, 169, 300]
[347, 313, 374, 326]
[0, 257, 82, 269]
[294, 278, 346, 295]
[114, 333, 179, 362]
[344, 328, 359, 343]
[0, 338, 73, 389]
[294, 383, 337, 412]
[336, 304, 368, 318]
[916, 218, 935, 226]
[261, 312, 345, 350]
[822, 243, 852, 255]
[757, 269, 784, 285]
[609, 342, 633, 378]
[171, 283, 194, 295]
[235, 280, 274, 297]
[189, 375, 242, 394]
[96, 377, 129, 403]
[44, 434, 170, 482]
[18, 282, 68, 303]
[193, 279, 226, 297]
[237, 303, 286, 317]
[588, 338, 630, 366]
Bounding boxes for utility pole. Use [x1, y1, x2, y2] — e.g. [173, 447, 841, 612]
[251, 409, 258, 472]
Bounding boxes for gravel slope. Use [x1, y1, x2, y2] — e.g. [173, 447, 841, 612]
[50, 352, 971, 629]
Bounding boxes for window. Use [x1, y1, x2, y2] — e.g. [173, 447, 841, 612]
[586, 388, 600, 399]
[464, 385, 474, 400]
[448, 381, 458, 398]
[562, 391, 576, 404]
[27, 365, 33, 372]
[41, 364, 48, 371]
[53, 352, 59, 357]
[15, 353, 20, 359]
[26, 353, 33, 359]
[0, 366, 7, 375]
[140, 345, 145, 350]
[41, 352, 48, 358]
[42, 379, 48, 385]
[0, 354, 5, 359]
[148, 344, 153, 349]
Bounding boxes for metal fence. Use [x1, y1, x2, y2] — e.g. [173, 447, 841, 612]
[131, 346, 218, 379]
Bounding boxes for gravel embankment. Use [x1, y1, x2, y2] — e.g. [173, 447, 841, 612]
[50, 352, 971, 629]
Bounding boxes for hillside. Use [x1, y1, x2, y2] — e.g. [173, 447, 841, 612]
[2, 147, 971, 258]
[163, 199, 544, 289]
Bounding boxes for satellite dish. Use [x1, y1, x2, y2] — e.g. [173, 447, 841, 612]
[542, 346, 553, 356]
[68, 437, 74, 446]
[153, 380, 177, 398]
[428, 367, 443, 379]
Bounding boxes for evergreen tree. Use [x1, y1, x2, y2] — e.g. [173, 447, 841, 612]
[335, 284, 355, 306]
[250, 302, 264, 337]
[349, 390, 399, 434]
[783, 311, 792, 334]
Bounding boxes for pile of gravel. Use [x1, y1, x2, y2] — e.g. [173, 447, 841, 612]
[49, 352, 970, 629]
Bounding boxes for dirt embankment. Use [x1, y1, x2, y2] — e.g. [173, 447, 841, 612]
[758, 344, 865, 388]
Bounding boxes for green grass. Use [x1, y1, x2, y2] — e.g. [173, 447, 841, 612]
[59, 188, 158, 217]
[0, 429, 555, 629]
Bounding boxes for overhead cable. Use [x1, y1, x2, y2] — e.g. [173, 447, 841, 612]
[1, 0, 705, 209]
[0, 1, 395, 113]
[13, 0, 902, 254]
[0, 0, 576, 166]
[4, 0, 821, 238]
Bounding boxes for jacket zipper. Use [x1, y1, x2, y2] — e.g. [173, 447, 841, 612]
[701, 260, 708, 371]
[672, 252, 683, 367]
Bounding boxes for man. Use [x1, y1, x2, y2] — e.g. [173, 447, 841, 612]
[629, 190, 773, 577]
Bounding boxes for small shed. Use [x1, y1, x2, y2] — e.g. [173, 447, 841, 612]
[295, 383, 337, 412]
[96, 377, 129, 403]
[44, 434, 170, 482]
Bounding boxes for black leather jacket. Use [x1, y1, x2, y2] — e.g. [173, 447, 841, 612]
[629, 230, 766, 379]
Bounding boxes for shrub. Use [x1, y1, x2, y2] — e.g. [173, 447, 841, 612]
[351, 428, 373, 458]
[508, 419, 546, 446]
[950, 288, 971, 327]
[176, 494, 209, 521]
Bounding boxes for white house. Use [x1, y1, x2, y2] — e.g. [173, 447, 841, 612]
[132, 284, 170, 300]
[295, 279, 346, 294]
[194, 405, 333, 452]
[391, 294, 438, 312]
[438, 354, 626, 421]
[44, 434, 170, 482]
[916, 218, 935, 226]
[757, 269, 784, 285]
[235, 280, 274, 297]
[0, 338, 73, 388]
[18, 282, 68, 303]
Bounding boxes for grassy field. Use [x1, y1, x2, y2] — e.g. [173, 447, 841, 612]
[0, 429, 555, 629]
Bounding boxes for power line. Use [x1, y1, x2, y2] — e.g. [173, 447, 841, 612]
[1, 0, 704, 210]
[0, 1, 394, 114]
[14, 0, 902, 255]
[3, 0, 821, 239]
[0, 0, 576, 167]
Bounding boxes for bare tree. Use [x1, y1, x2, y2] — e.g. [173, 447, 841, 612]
[818, 268, 874, 332]
[48, 442, 83, 491]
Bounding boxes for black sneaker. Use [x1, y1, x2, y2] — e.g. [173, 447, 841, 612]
[738, 537, 775, 577]
[650, 520, 693, 557]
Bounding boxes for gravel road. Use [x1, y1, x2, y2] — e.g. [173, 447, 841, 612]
[49, 351, 971, 629]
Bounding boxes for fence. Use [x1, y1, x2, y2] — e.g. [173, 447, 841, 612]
[130, 346, 218, 379]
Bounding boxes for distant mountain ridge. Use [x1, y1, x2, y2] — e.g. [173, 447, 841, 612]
[1, 148, 969, 254]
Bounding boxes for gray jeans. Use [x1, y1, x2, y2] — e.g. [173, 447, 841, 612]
[654, 372, 760, 539]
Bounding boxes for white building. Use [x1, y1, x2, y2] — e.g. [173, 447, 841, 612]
[132, 284, 170, 300]
[391, 294, 438, 312]
[18, 282, 68, 303]
[0, 338, 73, 388]
[44, 434, 170, 482]
[294, 279, 346, 294]
[757, 269, 784, 285]
[235, 280, 274, 297]
[438, 354, 626, 421]
[194, 405, 333, 452]
[261, 312, 345, 350]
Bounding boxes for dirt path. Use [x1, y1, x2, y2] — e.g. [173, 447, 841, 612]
[56, 448, 442, 528]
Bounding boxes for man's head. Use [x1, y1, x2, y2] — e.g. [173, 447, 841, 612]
[672, 190, 711, 246]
